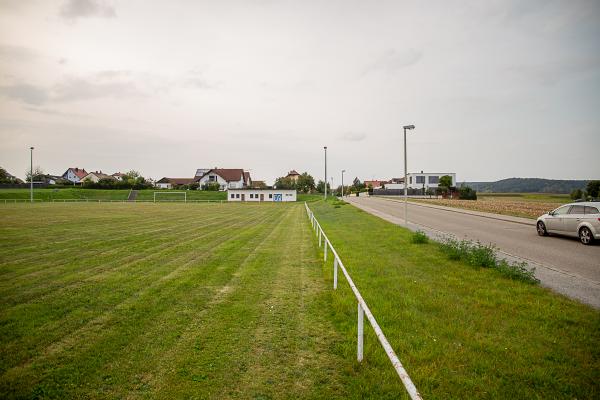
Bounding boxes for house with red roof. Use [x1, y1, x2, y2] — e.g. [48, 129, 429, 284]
[62, 167, 88, 183]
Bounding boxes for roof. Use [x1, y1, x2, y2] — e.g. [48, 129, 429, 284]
[112, 172, 125, 177]
[157, 177, 195, 185]
[65, 167, 88, 179]
[197, 168, 245, 183]
[286, 170, 300, 176]
[84, 171, 115, 180]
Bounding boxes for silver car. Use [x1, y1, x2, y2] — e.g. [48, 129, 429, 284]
[536, 201, 600, 245]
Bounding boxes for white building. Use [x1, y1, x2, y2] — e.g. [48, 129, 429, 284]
[227, 189, 297, 202]
[196, 168, 251, 191]
[384, 173, 456, 190]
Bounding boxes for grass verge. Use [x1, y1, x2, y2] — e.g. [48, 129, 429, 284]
[309, 199, 599, 399]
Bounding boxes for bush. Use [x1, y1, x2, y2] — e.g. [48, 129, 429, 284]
[411, 231, 429, 244]
[201, 182, 221, 191]
[458, 185, 477, 200]
[439, 238, 539, 284]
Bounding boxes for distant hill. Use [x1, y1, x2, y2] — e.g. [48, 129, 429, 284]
[463, 178, 589, 194]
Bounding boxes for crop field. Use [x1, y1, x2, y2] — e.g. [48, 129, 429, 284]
[1, 201, 598, 399]
[410, 193, 571, 219]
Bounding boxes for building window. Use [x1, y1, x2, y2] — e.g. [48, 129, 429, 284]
[209, 175, 216, 182]
[231, 194, 234, 199]
[409, 177, 412, 184]
[416, 176, 425, 184]
[236, 194, 240, 199]
[269, 194, 273, 199]
[428, 176, 439, 184]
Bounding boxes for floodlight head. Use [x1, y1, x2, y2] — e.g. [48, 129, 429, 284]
[403, 125, 415, 130]
[342, 169, 346, 173]
[324, 146, 327, 150]
[30, 146, 34, 150]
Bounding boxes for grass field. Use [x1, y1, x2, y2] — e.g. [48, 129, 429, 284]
[410, 193, 572, 219]
[1, 201, 598, 399]
[0, 188, 227, 201]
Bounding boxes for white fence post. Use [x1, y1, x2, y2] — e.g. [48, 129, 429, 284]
[358, 302, 364, 362]
[333, 257, 338, 289]
[324, 241, 328, 261]
[319, 229, 322, 247]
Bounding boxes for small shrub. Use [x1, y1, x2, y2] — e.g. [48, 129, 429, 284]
[439, 238, 539, 284]
[496, 260, 540, 284]
[440, 238, 464, 260]
[458, 185, 477, 200]
[411, 230, 429, 244]
[466, 242, 496, 268]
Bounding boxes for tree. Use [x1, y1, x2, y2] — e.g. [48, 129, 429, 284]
[274, 176, 296, 189]
[586, 180, 600, 198]
[201, 182, 220, 191]
[0, 167, 19, 184]
[296, 172, 315, 193]
[439, 175, 453, 191]
[316, 180, 330, 193]
[570, 189, 583, 200]
[25, 166, 44, 182]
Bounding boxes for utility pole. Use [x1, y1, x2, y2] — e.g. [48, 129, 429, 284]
[403, 125, 415, 225]
[30, 146, 34, 203]
[324, 146, 327, 200]
[341, 169, 346, 197]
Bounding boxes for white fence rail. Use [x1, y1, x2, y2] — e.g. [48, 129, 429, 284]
[305, 202, 422, 400]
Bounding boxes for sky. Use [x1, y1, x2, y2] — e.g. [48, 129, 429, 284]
[1, 0, 599, 185]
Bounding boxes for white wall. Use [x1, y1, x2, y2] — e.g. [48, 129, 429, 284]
[227, 189, 297, 202]
[401, 173, 456, 189]
[156, 182, 172, 189]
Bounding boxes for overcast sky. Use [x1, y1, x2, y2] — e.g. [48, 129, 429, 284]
[1, 0, 599, 184]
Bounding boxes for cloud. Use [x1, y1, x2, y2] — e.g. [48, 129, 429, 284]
[0, 44, 40, 62]
[59, 0, 116, 20]
[362, 49, 422, 75]
[0, 73, 145, 105]
[0, 84, 49, 105]
[340, 132, 367, 142]
[52, 77, 144, 102]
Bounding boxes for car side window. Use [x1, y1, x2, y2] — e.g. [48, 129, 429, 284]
[553, 206, 571, 215]
[584, 206, 599, 214]
[568, 205, 585, 214]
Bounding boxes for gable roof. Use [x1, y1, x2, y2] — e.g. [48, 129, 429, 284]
[197, 168, 245, 183]
[64, 167, 88, 179]
[286, 170, 300, 176]
[83, 171, 115, 180]
[157, 177, 195, 185]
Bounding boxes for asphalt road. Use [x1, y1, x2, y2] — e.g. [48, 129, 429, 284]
[346, 196, 600, 308]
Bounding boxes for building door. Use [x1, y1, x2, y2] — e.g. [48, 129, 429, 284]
[260, 194, 264, 201]
[241, 194, 245, 201]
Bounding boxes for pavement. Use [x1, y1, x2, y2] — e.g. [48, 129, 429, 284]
[345, 196, 600, 309]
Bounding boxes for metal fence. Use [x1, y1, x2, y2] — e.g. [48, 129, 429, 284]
[304, 202, 422, 400]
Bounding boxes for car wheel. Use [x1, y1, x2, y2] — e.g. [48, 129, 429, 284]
[579, 227, 594, 245]
[537, 221, 548, 236]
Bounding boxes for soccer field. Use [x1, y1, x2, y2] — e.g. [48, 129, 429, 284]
[0, 203, 363, 399]
[1, 202, 598, 399]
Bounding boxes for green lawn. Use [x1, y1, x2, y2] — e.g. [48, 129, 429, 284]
[0, 202, 359, 399]
[0, 201, 597, 399]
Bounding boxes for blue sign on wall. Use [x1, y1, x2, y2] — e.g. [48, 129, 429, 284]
[273, 194, 282, 202]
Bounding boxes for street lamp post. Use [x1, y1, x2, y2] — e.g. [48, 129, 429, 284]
[29, 146, 34, 203]
[403, 125, 415, 225]
[324, 146, 328, 200]
[341, 169, 346, 197]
